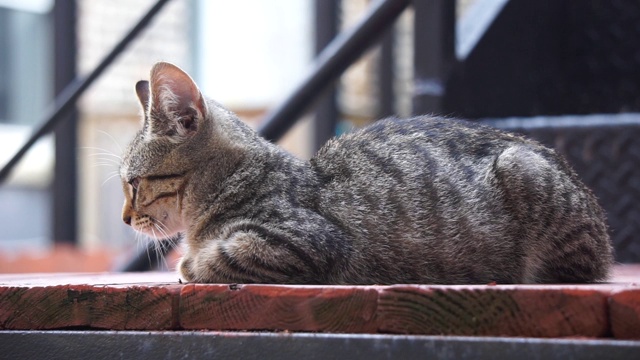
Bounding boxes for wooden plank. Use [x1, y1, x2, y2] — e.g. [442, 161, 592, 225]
[179, 284, 379, 333]
[0, 284, 179, 330]
[377, 286, 609, 337]
[0, 265, 638, 337]
[610, 289, 640, 339]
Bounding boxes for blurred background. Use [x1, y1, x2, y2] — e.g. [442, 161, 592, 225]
[0, 0, 639, 273]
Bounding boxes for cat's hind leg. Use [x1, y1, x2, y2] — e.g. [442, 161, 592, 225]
[492, 144, 612, 283]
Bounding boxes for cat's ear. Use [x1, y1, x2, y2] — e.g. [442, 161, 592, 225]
[148, 62, 206, 138]
[135, 80, 150, 112]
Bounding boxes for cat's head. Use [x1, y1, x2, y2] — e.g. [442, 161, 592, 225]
[119, 62, 210, 239]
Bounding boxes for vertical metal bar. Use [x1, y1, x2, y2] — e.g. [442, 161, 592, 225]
[378, 26, 395, 118]
[412, 0, 455, 115]
[313, 0, 340, 152]
[53, 0, 77, 245]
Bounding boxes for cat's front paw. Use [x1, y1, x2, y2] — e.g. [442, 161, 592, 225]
[178, 255, 196, 283]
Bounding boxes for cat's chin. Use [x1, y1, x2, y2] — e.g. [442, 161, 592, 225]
[137, 227, 182, 241]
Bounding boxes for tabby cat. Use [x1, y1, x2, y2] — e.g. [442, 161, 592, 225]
[120, 62, 613, 284]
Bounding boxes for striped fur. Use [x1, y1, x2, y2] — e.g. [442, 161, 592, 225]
[120, 62, 613, 285]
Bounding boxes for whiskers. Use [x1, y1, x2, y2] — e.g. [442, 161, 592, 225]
[81, 130, 125, 187]
[83, 146, 123, 185]
[137, 218, 180, 271]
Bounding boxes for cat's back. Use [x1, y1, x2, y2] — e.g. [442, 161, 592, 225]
[312, 116, 522, 178]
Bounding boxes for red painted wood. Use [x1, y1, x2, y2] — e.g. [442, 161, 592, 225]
[180, 284, 379, 332]
[0, 284, 180, 330]
[0, 265, 638, 337]
[377, 286, 608, 337]
[610, 289, 640, 339]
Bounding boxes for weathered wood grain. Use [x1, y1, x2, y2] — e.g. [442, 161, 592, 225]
[610, 289, 640, 339]
[179, 284, 379, 333]
[0, 284, 179, 330]
[377, 286, 609, 337]
[0, 266, 637, 337]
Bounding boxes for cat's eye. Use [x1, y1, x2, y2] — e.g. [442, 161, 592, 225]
[129, 177, 141, 190]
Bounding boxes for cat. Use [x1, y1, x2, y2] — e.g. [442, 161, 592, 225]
[120, 62, 613, 285]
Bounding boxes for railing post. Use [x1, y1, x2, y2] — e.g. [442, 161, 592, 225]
[313, 0, 340, 152]
[412, 0, 455, 115]
[53, 0, 78, 245]
[378, 24, 396, 118]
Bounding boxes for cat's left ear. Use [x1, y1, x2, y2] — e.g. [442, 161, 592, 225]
[135, 80, 150, 113]
[148, 62, 206, 138]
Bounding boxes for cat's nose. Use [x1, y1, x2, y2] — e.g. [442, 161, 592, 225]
[122, 201, 133, 226]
